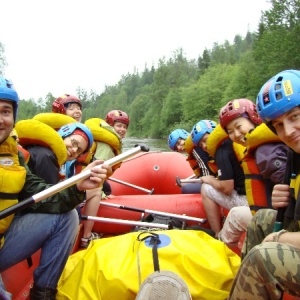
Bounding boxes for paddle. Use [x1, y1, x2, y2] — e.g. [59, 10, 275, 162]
[100, 201, 206, 224]
[108, 177, 155, 194]
[0, 144, 149, 220]
[273, 149, 293, 232]
[81, 215, 170, 229]
[176, 176, 201, 187]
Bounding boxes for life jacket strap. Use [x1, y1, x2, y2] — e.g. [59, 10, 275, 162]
[0, 192, 19, 200]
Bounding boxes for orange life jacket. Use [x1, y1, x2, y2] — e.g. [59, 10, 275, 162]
[242, 123, 282, 212]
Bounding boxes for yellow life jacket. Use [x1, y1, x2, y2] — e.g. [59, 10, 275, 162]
[0, 137, 27, 249]
[33, 113, 76, 130]
[242, 123, 282, 212]
[289, 159, 300, 227]
[15, 119, 67, 168]
[184, 134, 201, 177]
[206, 124, 228, 158]
[84, 118, 122, 156]
[206, 124, 246, 175]
[184, 134, 194, 154]
[291, 174, 300, 202]
[74, 118, 122, 174]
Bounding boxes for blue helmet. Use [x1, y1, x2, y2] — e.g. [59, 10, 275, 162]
[0, 77, 19, 122]
[257, 69, 300, 124]
[191, 120, 217, 146]
[58, 123, 94, 154]
[168, 129, 189, 151]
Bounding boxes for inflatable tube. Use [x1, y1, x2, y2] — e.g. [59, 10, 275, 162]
[84, 118, 121, 154]
[109, 152, 193, 195]
[33, 113, 76, 130]
[15, 119, 67, 167]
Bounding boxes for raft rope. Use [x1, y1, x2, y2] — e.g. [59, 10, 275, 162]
[192, 149, 210, 176]
[135, 232, 161, 286]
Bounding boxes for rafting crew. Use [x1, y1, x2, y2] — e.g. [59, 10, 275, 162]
[202, 99, 288, 246]
[51, 95, 128, 248]
[0, 77, 110, 299]
[49, 94, 104, 247]
[229, 70, 300, 299]
[1, 70, 300, 299]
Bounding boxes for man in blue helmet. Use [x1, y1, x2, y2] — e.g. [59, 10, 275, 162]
[0, 77, 110, 299]
[229, 70, 300, 299]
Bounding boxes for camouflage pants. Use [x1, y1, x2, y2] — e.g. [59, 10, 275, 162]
[229, 209, 300, 299]
[241, 209, 277, 259]
[228, 242, 300, 299]
[241, 208, 298, 259]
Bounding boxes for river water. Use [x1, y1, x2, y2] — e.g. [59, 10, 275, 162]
[122, 137, 170, 152]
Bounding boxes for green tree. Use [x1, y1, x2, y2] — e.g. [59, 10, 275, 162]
[160, 88, 184, 134]
[17, 99, 40, 121]
[198, 49, 211, 75]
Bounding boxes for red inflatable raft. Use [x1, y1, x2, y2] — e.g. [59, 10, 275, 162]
[2, 151, 299, 299]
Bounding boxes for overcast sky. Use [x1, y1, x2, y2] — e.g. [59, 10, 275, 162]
[0, 0, 271, 100]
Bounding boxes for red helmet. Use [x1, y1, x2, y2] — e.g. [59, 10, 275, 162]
[219, 98, 262, 130]
[105, 110, 130, 127]
[52, 94, 82, 114]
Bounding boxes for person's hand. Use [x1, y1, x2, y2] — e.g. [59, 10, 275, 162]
[272, 184, 290, 209]
[263, 232, 278, 242]
[76, 160, 111, 191]
[106, 194, 115, 199]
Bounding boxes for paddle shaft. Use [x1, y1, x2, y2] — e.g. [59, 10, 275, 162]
[81, 215, 169, 229]
[0, 144, 149, 220]
[100, 201, 206, 223]
[180, 178, 202, 184]
[176, 175, 200, 187]
[273, 149, 293, 232]
[108, 177, 154, 194]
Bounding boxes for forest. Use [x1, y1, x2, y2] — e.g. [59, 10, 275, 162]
[1, 0, 300, 139]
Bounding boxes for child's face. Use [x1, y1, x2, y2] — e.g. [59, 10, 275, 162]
[271, 106, 300, 153]
[175, 138, 185, 153]
[63, 134, 88, 161]
[114, 121, 128, 139]
[226, 116, 255, 146]
[198, 133, 210, 152]
[65, 103, 82, 122]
